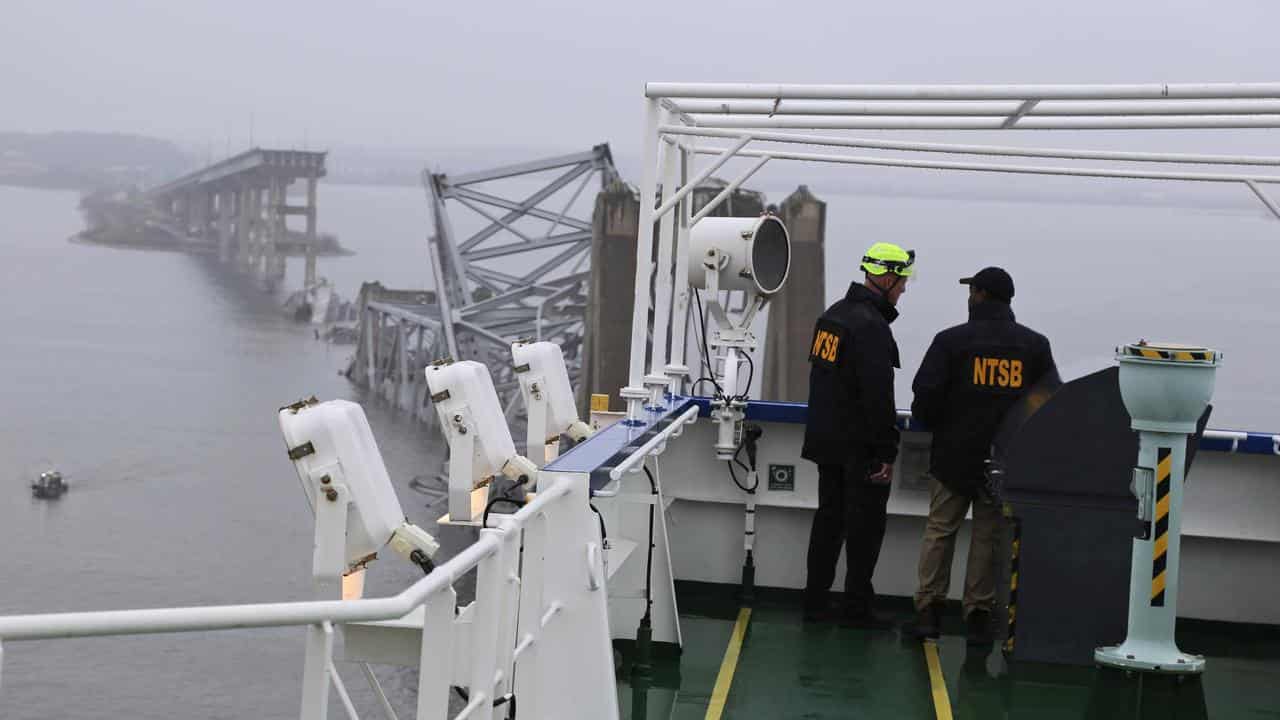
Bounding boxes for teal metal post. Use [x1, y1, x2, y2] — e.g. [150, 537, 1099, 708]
[1096, 342, 1221, 674]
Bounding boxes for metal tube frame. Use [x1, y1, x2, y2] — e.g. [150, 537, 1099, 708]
[626, 80, 1280, 406]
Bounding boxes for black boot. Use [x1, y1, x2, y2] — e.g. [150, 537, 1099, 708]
[966, 609, 993, 646]
[912, 602, 942, 640]
[840, 607, 894, 631]
[803, 593, 835, 623]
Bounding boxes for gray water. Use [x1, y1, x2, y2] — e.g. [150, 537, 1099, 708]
[0, 185, 443, 719]
[0, 179, 1276, 718]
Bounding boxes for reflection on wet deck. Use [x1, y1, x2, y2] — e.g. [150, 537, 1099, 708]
[615, 584, 1280, 719]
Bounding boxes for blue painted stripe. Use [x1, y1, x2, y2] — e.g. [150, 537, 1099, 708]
[688, 396, 1277, 456]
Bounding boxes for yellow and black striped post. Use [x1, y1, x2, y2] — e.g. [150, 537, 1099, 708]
[1095, 434, 1205, 673]
[1150, 447, 1172, 607]
[1002, 509, 1022, 655]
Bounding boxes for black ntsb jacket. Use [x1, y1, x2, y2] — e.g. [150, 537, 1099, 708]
[801, 283, 901, 469]
[910, 301, 1056, 495]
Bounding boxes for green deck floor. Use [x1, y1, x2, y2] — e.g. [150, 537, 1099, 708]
[615, 583, 1280, 720]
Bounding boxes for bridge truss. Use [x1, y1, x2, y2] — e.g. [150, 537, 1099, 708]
[413, 145, 619, 417]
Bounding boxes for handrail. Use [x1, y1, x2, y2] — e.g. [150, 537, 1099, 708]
[608, 406, 700, 481]
[0, 481, 570, 643]
[1203, 429, 1248, 453]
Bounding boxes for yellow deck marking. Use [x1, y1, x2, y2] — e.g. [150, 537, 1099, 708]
[704, 608, 752, 720]
[923, 641, 954, 720]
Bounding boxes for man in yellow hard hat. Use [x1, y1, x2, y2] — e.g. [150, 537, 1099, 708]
[801, 242, 914, 627]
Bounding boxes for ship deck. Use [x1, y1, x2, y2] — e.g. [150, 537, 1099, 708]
[615, 582, 1280, 719]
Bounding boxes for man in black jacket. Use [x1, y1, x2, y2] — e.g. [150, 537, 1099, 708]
[910, 267, 1056, 644]
[802, 242, 914, 627]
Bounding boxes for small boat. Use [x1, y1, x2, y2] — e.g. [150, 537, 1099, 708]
[31, 470, 68, 499]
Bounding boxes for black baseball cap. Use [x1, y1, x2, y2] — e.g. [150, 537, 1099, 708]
[959, 267, 1015, 302]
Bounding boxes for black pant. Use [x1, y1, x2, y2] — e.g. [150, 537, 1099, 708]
[804, 462, 892, 613]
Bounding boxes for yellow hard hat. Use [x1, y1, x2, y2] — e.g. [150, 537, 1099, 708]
[861, 242, 916, 277]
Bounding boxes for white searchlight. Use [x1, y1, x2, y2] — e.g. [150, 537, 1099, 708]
[1095, 341, 1222, 675]
[512, 340, 593, 468]
[689, 214, 792, 298]
[425, 360, 539, 523]
[687, 215, 790, 459]
[278, 398, 442, 593]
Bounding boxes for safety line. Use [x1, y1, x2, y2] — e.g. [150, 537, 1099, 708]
[704, 607, 752, 720]
[923, 641, 954, 720]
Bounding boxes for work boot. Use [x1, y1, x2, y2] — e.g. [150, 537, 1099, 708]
[803, 594, 835, 623]
[840, 607, 894, 631]
[966, 609, 994, 646]
[912, 602, 942, 640]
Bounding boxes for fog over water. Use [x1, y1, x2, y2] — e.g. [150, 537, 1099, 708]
[2, 1, 1279, 715]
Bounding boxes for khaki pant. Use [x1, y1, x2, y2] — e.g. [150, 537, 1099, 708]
[914, 477, 1003, 617]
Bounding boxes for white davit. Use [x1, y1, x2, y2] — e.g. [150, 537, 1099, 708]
[278, 398, 438, 570]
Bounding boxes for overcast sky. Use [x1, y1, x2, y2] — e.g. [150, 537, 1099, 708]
[3, 0, 1278, 161]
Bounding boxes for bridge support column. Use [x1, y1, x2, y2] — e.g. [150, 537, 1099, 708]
[262, 177, 287, 291]
[236, 186, 253, 270]
[217, 191, 234, 261]
[304, 176, 318, 288]
[191, 191, 207, 240]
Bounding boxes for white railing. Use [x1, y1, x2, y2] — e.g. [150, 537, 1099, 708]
[0, 475, 619, 720]
[607, 405, 700, 482]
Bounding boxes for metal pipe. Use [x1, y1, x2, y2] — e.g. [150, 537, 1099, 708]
[1246, 181, 1280, 220]
[691, 145, 1280, 185]
[648, 135, 680, 390]
[608, 406, 700, 481]
[625, 99, 664, 402]
[646, 81, 1280, 101]
[653, 137, 751, 219]
[668, 98, 1280, 117]
[360, 663, 401, 720]
[665, 144, 694, 384]
[659, 124, 1280, 167]
[0, 482, 570, 642]
[690, 156, 771, 225]
[329, 661, 361, 720]
[1203, 429, 1248, 453]
[686, 114, 1280, 131]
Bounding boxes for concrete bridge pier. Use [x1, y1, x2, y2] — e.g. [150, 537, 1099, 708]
[217, 190, 235, 262]
[149, 148, 327, 292]
[191, 192, 209, 239]
[259, 178, 283, 291]
[238, 184, 257, 271]
[303, 176, 318, 288]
